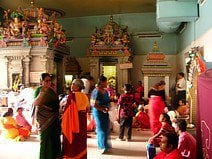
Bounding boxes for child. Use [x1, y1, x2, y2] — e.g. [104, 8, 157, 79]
[15, 107, 32, 132]
[116, 84, 136, 142]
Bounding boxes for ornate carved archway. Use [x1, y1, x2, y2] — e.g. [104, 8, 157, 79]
[141, 42, 172, 98]
[87, 16, 133, 92]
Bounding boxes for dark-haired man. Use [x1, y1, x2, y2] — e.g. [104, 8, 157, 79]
[154, 133, 183, 159]
[176, 119, 196, 159]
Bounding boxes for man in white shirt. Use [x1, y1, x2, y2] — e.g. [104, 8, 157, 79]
[176, 72, 186, 105]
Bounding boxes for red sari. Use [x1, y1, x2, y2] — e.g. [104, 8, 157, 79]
[62, 92, 89, 159]
[134, 111, 150, 129]
[149, 96, 165, 134]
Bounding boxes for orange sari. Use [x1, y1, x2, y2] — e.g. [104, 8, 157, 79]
[61, 92, 89, 159]
[0, 116, 30, 141]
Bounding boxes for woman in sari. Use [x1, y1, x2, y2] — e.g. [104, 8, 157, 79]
[134, 81, 144, 105]
[148, 80, 166, 134]
[90, 75, 111, 154]
[148, 113, 175, 147]
[33, 73, 61, 159]
[133, 105, 150, 130]
[61, 79, 89, 159]
[0, 108, 30, 141]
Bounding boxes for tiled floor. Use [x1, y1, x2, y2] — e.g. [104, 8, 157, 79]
[87, 128, 154, 159]
[0, 134, 40, 159]
[0, 128, 153, 159]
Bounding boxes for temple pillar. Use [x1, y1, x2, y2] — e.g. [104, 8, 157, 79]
[143, 75, 149, 98]
[40, 55, 48, 72]
[164, 75, 170, 97]
[23, 55, 31, 87]
[117, 57, 130, 92]
[0, 56, 8, 89]
[89, 57, 99, 82]
[46, 49, 55, 73]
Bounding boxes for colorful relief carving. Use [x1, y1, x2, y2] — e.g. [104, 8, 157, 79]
[0, 2, 67, 49]
[87, 16, 132, 57]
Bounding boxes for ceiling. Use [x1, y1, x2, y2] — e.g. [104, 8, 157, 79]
[0, 0, 156, 19]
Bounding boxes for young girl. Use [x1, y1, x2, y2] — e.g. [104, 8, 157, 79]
[15, 107, 32, 132]
[117, 84, 136, 142]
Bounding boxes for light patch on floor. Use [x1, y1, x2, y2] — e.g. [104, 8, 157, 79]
[0, 129, 154, 159]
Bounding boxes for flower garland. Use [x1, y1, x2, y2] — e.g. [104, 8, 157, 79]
[186, 47, 206, 88]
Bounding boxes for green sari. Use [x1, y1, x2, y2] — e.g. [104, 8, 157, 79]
[34, 87, 61, 159]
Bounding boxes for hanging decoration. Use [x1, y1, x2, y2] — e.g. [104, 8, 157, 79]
[186, 47, 206, 88]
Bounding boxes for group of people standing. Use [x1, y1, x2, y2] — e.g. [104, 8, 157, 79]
[32, 73, 114, 158]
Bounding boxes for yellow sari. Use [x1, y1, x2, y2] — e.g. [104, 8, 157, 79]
[0, 116, 29, 141]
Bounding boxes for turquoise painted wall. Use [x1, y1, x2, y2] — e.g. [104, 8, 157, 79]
[0, 10, 179, 57]
[196, 0, 212, 38]
[133, 33, 178, 54]
[58, 13, 178, 57]
[178, 0, 212, 52]
[178, 22, 195, 52]
[0, 10, 180, 57]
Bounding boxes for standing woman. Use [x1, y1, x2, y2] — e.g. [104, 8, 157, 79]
[148, 80, 166, 134]
[134, 81, 144, 105]
[61, 79, 89, 159]
[33, 73, 61, 159]
[90, 75, 111, 154]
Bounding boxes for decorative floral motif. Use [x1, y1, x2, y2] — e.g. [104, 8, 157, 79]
[186, 47, 206, 88]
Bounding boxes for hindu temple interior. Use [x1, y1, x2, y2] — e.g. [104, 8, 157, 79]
[0, 0, 212, 158]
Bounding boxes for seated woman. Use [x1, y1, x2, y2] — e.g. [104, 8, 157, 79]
[148, 113, 175, 147]
[15, 107, 32, 132]
[0, 108, 30, 141]
[177, 99, 190, 117]
[164, 106, 180, 127]
[133, 105, 150, 130]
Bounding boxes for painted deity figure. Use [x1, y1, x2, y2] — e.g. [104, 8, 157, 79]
[9, 17, 22, 37]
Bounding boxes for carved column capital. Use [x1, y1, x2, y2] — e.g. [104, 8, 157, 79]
[23, 55, 32, 62]
[40, 55, 48, 62]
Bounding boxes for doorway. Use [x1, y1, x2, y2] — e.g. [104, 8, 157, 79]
[100, 58, 117, 89]
[102, 65, 116, 89]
